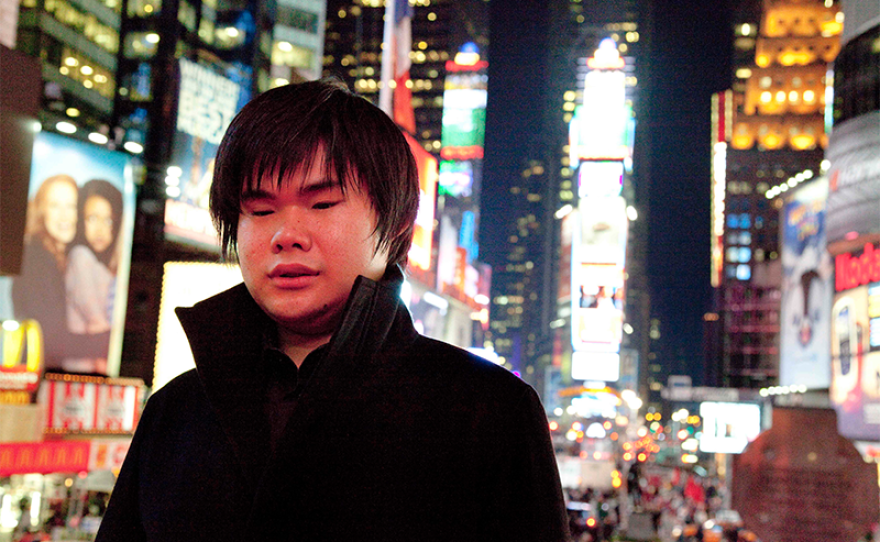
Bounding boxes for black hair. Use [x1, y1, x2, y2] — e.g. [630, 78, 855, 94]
[74, 179, 123, 269]
[210, 78, 420, 268]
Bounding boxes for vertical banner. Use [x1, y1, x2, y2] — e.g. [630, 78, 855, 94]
[779, 178, 832, 388]
[2, 132, 135, 376]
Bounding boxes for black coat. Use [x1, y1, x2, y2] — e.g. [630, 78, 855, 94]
[96, 269, 569, 541]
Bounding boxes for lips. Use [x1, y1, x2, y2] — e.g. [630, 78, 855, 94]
[269, 264, 319, 279]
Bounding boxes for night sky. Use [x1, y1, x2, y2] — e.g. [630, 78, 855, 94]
[482, 1, 732, 384]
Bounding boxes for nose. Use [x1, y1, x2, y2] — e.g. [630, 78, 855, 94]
[271, 214, 311, 253]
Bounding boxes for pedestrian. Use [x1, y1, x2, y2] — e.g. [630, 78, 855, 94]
[95, 79, 569, 542]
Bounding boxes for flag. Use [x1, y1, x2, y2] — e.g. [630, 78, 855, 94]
[392, 0, 415, 135]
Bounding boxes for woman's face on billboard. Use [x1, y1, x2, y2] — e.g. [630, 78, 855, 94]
[44, 181, 77, 245]
[84, 195, 114, 253]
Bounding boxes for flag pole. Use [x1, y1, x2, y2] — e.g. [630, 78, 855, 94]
[379, 0, 396, 116]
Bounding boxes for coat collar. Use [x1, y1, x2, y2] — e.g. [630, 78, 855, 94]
[174, 265, 419, 484]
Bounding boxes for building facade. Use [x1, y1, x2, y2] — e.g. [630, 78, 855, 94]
[711, 0, 842, 389]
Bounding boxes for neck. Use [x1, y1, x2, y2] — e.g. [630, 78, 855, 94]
[278, 329, 331, 368]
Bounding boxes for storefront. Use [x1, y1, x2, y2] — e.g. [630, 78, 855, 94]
[0, 373, 144, 541]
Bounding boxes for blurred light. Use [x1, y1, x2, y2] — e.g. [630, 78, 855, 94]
[56, 121, 76, 134]
[549, 421, 559, 431]
[804, 90, 816, 102]
[277, 41, 293, 52]
[555, 204, 573, 219]
[145, 33, 160, 44]
[681, 454, 699, 464]
[474, 294, 489, 305]
[124, 141, 144, 154]
[165, 176, 180, 187]
[64, 57, 78, 67]
[554, 407, 563, 417]
[167, 166, 182, 177]
[224, 27, 240, 38]
[165, 186, 181, 198]
[66, 107, 80, 117]
[88, 132, 109, 144]
[2, 320, 20, 331]
[626, 205, 638, 221]
[80, 65, 93, 76]
[637, 452, 647, 462]
[623, 452, 633, 461]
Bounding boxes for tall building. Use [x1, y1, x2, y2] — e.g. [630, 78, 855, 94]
[550, 1, 648, 401]
[323, 0, 492, 353]
[825, 0, 880, 441]
[323, 0, 488, 155]
[711, 0, 842, 389]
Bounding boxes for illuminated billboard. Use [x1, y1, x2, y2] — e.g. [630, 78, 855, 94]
[2, 132, 135, 377]
[164, 58, 249, 249]
[699, 401, 762, 454]
[440, 50, 487, 161]
[439, 160, 473, 198]
[779, 178, 832, 389]
[578, 161, 623, 198]
[569, 197, 628, 382]
[154, 261, 243, 391]
[569, 72, 629, 162]
[576, 197, 628, 266]
[404, 132, 438, 271]
[830, 241, 880, 441]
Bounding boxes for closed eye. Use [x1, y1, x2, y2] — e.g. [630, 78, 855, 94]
[313, 201, 341, 210]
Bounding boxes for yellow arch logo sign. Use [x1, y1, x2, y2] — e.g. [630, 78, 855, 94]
[1, 319, 44, 398]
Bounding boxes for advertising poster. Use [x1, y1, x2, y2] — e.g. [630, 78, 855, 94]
[779, 178, 832, 388]
[164, 58, 248, 249]
[830, 277, 880, 441]
[1, 132, 135, 376]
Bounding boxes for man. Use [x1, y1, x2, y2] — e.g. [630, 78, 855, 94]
[96, 79, 569, 541]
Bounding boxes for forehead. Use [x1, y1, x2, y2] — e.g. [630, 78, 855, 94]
[243, 151, 361, 195]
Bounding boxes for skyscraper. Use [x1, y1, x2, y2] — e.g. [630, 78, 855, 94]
[711, 0, 842, 389]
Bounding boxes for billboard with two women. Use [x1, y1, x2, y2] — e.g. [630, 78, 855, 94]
[0, 132, 135, 378]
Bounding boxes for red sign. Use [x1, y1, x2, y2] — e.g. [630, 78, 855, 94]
[0, 441, 90, 476]
[41, 376, 143, 434]
[835, 242, 880, 292]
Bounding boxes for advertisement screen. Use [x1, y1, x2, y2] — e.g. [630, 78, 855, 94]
[577, 161, 623, 198]
[439, 160, 473, 198]
[0, 132, 135, 376]
[572, 263, 624, 352]
[405, 133, 438, 271]
[576, 197, 628, 266]
[831, 279, 880, 441]
[779, 178, 832, 388]
[440, 71, 487, 160]
[164, 58, 249, 250]
[699, 401, 762, 454]
[570, 70, 628, 161]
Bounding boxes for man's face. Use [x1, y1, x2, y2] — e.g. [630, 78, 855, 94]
[236, 151, 389, 342]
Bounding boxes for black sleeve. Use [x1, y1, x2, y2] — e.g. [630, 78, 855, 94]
[490, 386, 571, 541]
[94, 400, 153, 542]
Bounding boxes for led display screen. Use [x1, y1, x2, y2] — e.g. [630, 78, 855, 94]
[699, 401, 762, 454]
